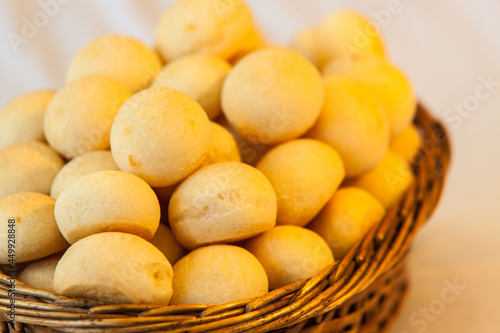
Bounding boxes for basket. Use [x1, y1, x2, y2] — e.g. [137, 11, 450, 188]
[0, 104, 451, 333]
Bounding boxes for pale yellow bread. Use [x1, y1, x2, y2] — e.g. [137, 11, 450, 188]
[50, 150, 119, 199]
[169, 162, 277, 250]
[0, 141, 64, 199]
[323, 54, 416, 137]
[18, 252, 63, 293]
[152, 55, 231, 119]
[110, 87, 211, 187]
[0, 90, 54, 149]
[54, 170, 160, 244]
[53, 232, 173, 305]
[44, 75, 131, 159]
[348, 150, 414, 208]
[66, 35, 162, 92]
[0, 193, 68, 264]
[155, 0, 262, 62]
[221, 47, 325, 144]
[389, 125, 422, 163]
[308, 187, 385, 259]
[257, 139, 345, 226]
[149, 224, 187, 265]
[244, 226, 334, 290]
[170, 244, 268, 305]
[306, 76, 390, 177]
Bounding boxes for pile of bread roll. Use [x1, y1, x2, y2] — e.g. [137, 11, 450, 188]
[0, 0, 422, 306]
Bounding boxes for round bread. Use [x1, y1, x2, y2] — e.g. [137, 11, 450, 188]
[149, 224, 187, 265]
[349, 150, 414, 208]
[44, 75, 131, 159]
[315, 10, 386, 68]
[152, 55, 231, 119]
[389, 125, 422, 163]
[244, 226, 334, 290]
[110, 87, 211, 187]
[256, 139, 345, 226]
[323, 54, 416, 137]
[54, 170, 160, 244]
[66, 35, 162, 92]
[290, 27, 321, 67]
[169, 162, 277, 250]
[50, 150, 119, 199]
[222, 47, 324, 144]
[308, 187, 386, 259]
[170, 244, 268, 305]
[198, 122, 241, 168]
[306, 76, 390, 177]
[0, 193, 68, 264]
[0, 141, 64, 199]
[53, 232, 173, 305]
[155, 0, 262, 62]
[0, 90, 54, 149]
[18, 252, 63, 293]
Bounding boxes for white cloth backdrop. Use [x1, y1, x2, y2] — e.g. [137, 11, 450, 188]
[1, 1, 499, 332]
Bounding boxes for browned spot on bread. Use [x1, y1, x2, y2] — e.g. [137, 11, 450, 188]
[185, 23, 197, 31]
[129, 155, 141, 167]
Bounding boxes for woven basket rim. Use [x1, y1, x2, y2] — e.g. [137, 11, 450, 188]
[0, 103, 451, 333]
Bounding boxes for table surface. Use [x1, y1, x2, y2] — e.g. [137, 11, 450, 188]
[1, 1, 499, 332]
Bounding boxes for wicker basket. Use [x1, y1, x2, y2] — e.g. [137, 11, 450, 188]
[0, 104, 451, 333]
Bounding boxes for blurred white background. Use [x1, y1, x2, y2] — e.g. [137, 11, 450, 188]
[1, 1, 499, 332]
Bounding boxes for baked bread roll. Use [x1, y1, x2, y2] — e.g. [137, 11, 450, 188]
[323, 54, 416, 137]
[349, 150, 414, 208]
[152, 55, 231, 119]
[110, 87, 211, 187]
[44, 75, 131, 159]
[0, 193, 68, 264]
[257, 139, 345, 226]
[55, 170, 160, 244]
[0, 141, 64, 199]
[18, 252, 63, 293]
[244, 226, 334, 290]
[155, 0, 262, 62]
[0, 90, 53, 149]
[308, 187, 386, 259]
[149, 224, 187, 265]
[389, 125, 422, 163]
[222, 47, 324, 144]
[198, 122, 241, 168]
[50, 150, 119, 199]
[53, 232, 173, 305]
[169, 162, 277, 250]
[66, 35, 162, 92]
[170, 245, 268, 305]
[306, 76, 390, 177]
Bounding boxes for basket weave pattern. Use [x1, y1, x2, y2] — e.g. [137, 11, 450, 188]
[0, 105, 451, 333]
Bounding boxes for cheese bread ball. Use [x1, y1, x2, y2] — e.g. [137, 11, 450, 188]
[55, 170, 160, 244]
[306, 76, 390, 177]
[198, 122, 241, 168]
[66, 35, 162, 92]
[155, 0, 262, 62]
[221, 48, 325, 144]
[110, 87, 211, 187]
[349, 150, 414, 208]
[18, 253, 63, 293]
[244, 226, 334, 290]
[315, 10, 386, 68]
[257, 139, 345, 227]
[152, 55, 231, 119]
[149, 224, 187, 265]
[44, 75, 131, 159]
[169, 162, 277, 250]
[170, 245, 268, 305]
[0, 141, 64, 199]
[0, 193, 68, 264]
[50, 150, 119, 199]
[0, 90, 54, 149]
[290, 27, 321, 67]
[389, 125, 422, 163]
[323, 54, 416, 137]
[54, 232, 173, 305]
[308, 187, 385, 259]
